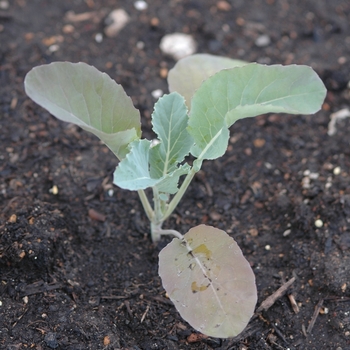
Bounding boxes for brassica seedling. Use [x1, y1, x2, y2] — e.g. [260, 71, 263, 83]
[24, 54, 326, 338]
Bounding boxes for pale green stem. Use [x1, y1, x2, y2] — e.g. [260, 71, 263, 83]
[151, 221, 183, 241]
[162, 167, 197, 221]
[152, 186, 163, 222]
[137, 189, 154, 221]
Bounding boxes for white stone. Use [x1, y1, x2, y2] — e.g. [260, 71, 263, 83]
[104, 9, 130, 38]
[333, 166, 341, 175]
[255, 34, 271, 47]
[95, 33, 103, 43]
[283, 229, 291, 237]
[151, 89, 163, 99]
[315, 219, 323, 228]
[160, 33, 197, 60]
[328, 108, 350, 136]
[134, 1, 148, 10]
[0, 1, 9, 10]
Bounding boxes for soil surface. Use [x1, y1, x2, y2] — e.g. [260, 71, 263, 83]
[1, 0, 350, 349]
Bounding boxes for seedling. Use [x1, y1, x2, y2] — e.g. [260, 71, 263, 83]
[24, 54, 326, 338]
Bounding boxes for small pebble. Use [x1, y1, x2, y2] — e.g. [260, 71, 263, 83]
[265, 245, 271, 250]
[44, 332, 59, 349]
[0, 0, 9, 10]
[253, 138, 266, 148]
[283, 229, 291, 237]
[315, 219, 323, 228]
[48, 44, 60, 53]
[136, 41, 145, 49]
[333, 166, 341, 175]
[95, 33, 103, 43]
[309, 172, 319, 180]
[338, 56, 347, 64]
[217, 1, 231, 11]
[50, 185, 59, 195]
[134, 1, 148, 10]
[160, 33, 197, 60]
[255, 34, 271, 47]
[104, 9, 130, 38]
[151, 89, 163, 99]
[249, 228, 258, 237]
[9, 214, 17, 223]
[209, 212, 222, 221]
[62, 24, 74, 34]
[325, 182, 332, 189]
[103, 335, 111, 346]
[301, 177, 310, 189]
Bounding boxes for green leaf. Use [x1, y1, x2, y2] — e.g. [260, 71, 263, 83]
[149, 92, 193, 178]
[168, 54, 247, 108]
[187, 101, 230, 160]
[155, 163, 191, 194]
[159, 225, 257, 338]
[24, 62, 141, 159]
[188, 63, 326, 161]
[113, 139, 157, 190]
[114, 139, 190, 194]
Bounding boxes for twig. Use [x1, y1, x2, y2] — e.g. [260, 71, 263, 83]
[124, 300, 133, 318]
[280, 272, 299, 313]
[307, 298, 323, 334]
[288, 293, 300, 314]
[256, 277, 296, 313]
[141, 304, 150, 323]
[270, 322, 288, 344]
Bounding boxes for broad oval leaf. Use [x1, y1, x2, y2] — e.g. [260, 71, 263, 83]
[168, 53, 247, 108]
[159, 225, 257, 338]
[24, 62, 141, 159]
[188, 63, 326, 161]
[192, 63, 327, 128]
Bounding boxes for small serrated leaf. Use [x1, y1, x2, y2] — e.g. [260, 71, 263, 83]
[113, 139, 158, 190]
[114, 139, 190, 194]
[24, 62, 141, 159]
[149, 92, 193, 178]
[159, 225, 257, 338]
[155, 163, 191, 193]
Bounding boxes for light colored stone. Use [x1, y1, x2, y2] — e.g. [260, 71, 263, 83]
[104, 9, 130, 38]
[255, 34, 271, 47]
[134, 1, 148, 10]
[160, 33, 197, 60]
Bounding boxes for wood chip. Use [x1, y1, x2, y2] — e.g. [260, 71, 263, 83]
[88, 208, 106, 222]
[253, 138, 266, 148]
[103, 336, 111, 346]
[9, 214, 17, 223]
[217, 1, 231, 11]
[187, 333, 208, 343]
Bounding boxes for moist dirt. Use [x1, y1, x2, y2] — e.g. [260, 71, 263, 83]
[1, 0, 350, 349]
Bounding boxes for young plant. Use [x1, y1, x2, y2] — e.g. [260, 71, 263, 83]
[24, 54, 326, 338]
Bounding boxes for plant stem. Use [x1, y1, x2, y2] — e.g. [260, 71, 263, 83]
[151, 221, 183, 241]
[162, 167, 197, 221]
[137, 189, 154, 221]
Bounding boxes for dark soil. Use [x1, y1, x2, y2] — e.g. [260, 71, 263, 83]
[1, 0, 350, 349]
